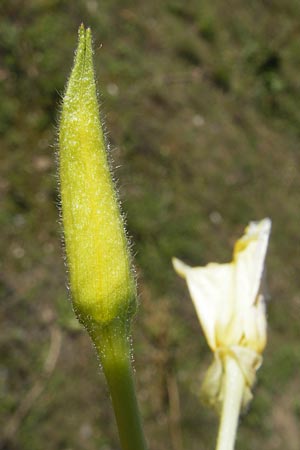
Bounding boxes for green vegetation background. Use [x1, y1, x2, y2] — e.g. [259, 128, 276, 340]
[1, 1, 300, 449]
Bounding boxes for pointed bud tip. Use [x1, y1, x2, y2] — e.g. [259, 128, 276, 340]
[78, 23, 85, 37]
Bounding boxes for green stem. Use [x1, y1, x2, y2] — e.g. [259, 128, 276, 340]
[92, 320, 148, 450]
[215, 356, 245, 450]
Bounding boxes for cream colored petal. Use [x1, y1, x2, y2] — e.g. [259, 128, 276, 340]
[233, 218, 270, 351]
[201, 347, 262, 413]
[233, 218, 271, 310]
[173, 258, 234, 350]
[230, 345, 263, 409]
[172, 257, 192, 279]
[173, 218, 270, 353]
[200, 354, 224, 411]
[243, 295, 267, 352]
[230, 346, 262, 387]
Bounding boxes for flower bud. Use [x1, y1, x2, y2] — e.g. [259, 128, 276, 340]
[59, 25, 136, 332]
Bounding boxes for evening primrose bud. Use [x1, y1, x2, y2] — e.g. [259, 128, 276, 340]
[59, 25, 136, 333]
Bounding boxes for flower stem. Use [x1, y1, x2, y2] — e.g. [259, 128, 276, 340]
[93, 320, 148, 450]
[215, 355, 245, 450]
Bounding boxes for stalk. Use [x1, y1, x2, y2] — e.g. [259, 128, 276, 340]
[215, 356, 244, 450]
[93, 320, 148, 450]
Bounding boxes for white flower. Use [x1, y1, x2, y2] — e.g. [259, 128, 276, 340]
[173, 218, 271, 410]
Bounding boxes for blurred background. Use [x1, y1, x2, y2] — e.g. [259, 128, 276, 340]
[1, 1, 300, 449]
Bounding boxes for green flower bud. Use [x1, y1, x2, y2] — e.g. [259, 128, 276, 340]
[59, 25, 136, 333]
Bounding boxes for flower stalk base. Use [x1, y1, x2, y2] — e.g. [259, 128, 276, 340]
[92, 320, 148, 450]
[215, 356, 244, 450]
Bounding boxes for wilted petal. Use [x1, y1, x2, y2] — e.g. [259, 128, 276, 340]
[200, 353, 223, 410]
[242, 295, 267, 353]
[233, 218, 271, 311]
[172, 258, 234, 350]
[201, 346, 262, 412]
[173, 218, 271, 412]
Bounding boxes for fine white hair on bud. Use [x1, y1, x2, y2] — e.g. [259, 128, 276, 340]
[59, 25, 136, 337]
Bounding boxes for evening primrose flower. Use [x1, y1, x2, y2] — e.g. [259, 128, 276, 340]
[172, 218, 271, 411]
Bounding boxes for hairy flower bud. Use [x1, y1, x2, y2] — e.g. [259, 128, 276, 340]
[59, 25, 136, 332]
